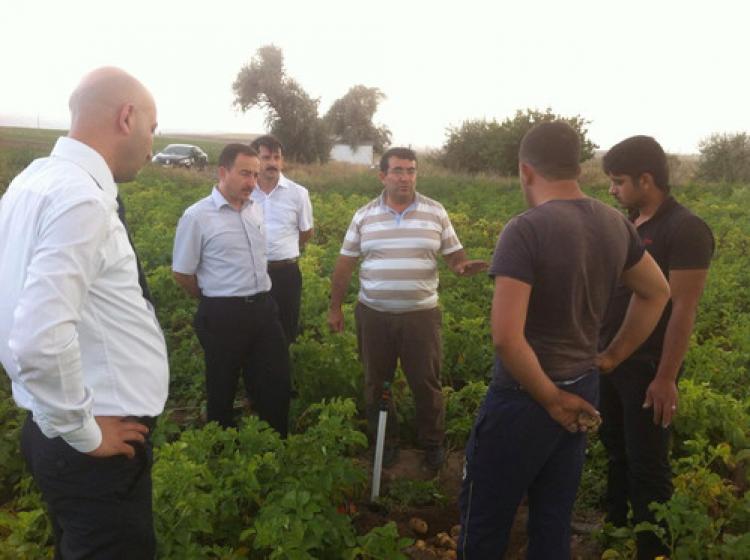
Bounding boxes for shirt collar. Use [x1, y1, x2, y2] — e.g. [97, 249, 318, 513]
[276, 173, 292, 189]
[379, 191, 419, 213]
[631, 195, 677, 225]
[211, 186, 252, 210]
[50, 137, 117, 199]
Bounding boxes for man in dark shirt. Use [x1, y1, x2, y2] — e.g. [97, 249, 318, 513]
[600, 136, 714, 559]
[458, 122, 670, 559]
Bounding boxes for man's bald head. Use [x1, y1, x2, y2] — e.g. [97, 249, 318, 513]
[68, 67, 158, 183]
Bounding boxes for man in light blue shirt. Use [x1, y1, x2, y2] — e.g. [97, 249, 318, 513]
[173, 144, 291, 435]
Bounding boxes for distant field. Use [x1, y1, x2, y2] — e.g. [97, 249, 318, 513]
[0, 126, 256, 167]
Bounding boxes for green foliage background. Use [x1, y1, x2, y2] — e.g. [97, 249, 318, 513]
[1, 127, 748, 558]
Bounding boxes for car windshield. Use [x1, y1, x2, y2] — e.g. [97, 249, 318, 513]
[162, 145, 193, 156]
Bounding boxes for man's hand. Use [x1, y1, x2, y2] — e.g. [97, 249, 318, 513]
[87, 416, 149, 459]
[456, 259, 489, 277]
[643, 377, 679, 427]
[545, 389, 601, 433]
[327, 307, 345, 333]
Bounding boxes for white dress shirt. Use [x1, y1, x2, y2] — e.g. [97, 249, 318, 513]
[0, 137, 169, 453]
[172, 187, 272, 297]
[250, 173, 313, 261]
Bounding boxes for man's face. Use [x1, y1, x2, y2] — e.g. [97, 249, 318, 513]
[258, 145, 283, 185]
[117, 98, 158, 183]
[219, 154, 260, 206]
[608, 173, 644, 210]
[379, 156, 417, 204]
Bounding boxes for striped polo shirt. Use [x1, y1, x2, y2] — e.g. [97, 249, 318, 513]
[340, 192, 463, 312]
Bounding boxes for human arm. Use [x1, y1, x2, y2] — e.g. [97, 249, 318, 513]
[8, 197, 146, 456]
[327, 255, 359, 332]
[443, 249, 489, 276]
[597, 252, 671, 372]
[173, 271, 201, 298]
[298, 188, 314, 251]
[299, 228, 314, 250]
[172, 211, 202, 298]
[642, 268, 709, 426]
[491, 276, 600, 432]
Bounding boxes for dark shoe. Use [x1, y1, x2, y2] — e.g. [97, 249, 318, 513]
[424, 445, 445, 470]
[382, 446, 400, 468]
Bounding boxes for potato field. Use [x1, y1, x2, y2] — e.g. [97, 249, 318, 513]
[0, 128, 748, 559]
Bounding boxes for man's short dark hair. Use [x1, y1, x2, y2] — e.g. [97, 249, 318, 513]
[380, 147, 417, 173]
[603, 135, 670, 194]
[519, 121, 581, 180]
[250, 135, 284, 155]
[218, 144, 258, 169]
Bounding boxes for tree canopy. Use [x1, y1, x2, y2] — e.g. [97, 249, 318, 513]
[440, 108, 598, 175]
[233, 46, 390, 162]
[324, 85, 391, 153]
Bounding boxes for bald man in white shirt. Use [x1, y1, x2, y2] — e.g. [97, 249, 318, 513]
[0, 67, 168, 559]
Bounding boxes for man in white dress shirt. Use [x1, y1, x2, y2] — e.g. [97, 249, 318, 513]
[249, 135, 313, 345]
[172, 144, 291, 436]
[0, 67, 169, 558]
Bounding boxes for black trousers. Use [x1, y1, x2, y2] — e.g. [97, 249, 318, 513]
[194, 293, 291, 436]
[599, 358, 673, 560]
[268, 261, 302, 345]
[20, 414, 155, 560]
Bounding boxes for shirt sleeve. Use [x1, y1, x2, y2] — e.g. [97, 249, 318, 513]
[340, 212, 362, 257]
[172, 211, 202, 274]
[623, 219, 646, 271]
[298, 188, 314, 232]
[8, 197, 107, 452]
[439, 208, 463, 255]
[668, 215, 714, 270]
[488, 217, 536, 285]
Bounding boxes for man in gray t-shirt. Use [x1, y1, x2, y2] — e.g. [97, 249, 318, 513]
[458, 122, 670, 559]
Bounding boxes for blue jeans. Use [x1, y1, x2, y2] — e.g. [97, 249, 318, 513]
[458, 371, 599, 559]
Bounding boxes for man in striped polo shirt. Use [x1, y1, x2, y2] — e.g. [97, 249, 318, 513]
[328, 147, 487, 469]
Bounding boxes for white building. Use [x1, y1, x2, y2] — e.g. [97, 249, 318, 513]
[329, 142, 374, 166]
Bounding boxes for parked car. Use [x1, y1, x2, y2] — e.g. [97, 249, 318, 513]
[152, 144, 208, 170]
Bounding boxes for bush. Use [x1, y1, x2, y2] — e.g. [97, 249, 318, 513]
[697, 132, 750, 182]
[439, 108, 598, 175]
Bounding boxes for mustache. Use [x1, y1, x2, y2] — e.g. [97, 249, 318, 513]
[265, 166, 279, 172]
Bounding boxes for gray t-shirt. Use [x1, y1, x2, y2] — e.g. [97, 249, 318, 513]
[489, 197, 644, 386]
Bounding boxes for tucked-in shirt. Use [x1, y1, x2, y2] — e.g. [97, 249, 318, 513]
[489, 198, 644, 385]
[172, 187, 271, 297]
[600, 196, 714, 359]
[250, 173, 313, 261]
[0, 137, 169, 452]
[340, 192, 463, 313]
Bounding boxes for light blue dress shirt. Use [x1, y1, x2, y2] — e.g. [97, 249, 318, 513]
[172, 187, 272, 297]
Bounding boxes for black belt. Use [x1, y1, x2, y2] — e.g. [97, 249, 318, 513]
[203, 292, 270, 304]
[268, 258, 298, 270]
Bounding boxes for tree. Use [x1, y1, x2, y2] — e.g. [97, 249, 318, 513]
[233, 45, 331, 163]
[697, 132, 750, 182]
[440, 108, 598, 175]
[324, 85, 391, 154]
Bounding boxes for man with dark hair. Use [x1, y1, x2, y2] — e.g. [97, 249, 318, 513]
[249, 134, 313, 345]
[600, 135, 714, 559]
[328, 146, 487, 470]
[0, 67, 168, 558]
[173, 143, 291, 436]
[458, 122, 670, 559]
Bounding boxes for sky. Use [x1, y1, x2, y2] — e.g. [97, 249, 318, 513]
[1, 0, 749, 154]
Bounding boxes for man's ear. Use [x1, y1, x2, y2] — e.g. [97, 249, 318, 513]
[117, 103, 135, 135]
[639, 172, 656, 191]
[519, 162, 534, 186]
[218, 166, 227, 183]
